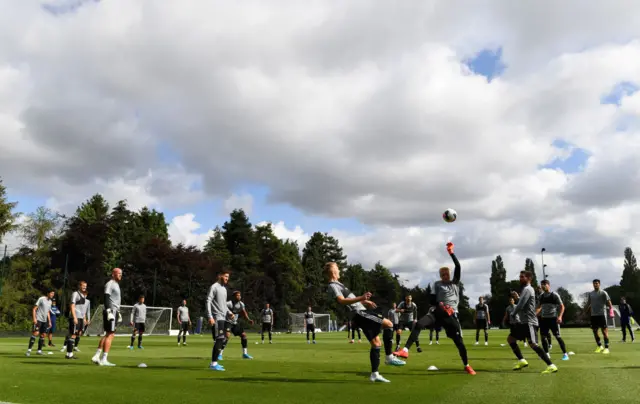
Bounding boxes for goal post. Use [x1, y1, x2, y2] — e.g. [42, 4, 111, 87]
[85, 305, 173, 336]
[289, 313, 331, 333]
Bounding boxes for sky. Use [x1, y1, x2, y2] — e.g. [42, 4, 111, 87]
[2, 0, 640, 303]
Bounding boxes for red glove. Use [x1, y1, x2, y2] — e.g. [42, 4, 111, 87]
[446, 242, 454, 254]
[439, 302, 454, 317]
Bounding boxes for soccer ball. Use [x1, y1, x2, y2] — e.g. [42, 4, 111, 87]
[442, 209, 457, 223]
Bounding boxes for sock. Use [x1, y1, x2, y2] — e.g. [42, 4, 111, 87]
[382, 329, 393, 355]
[593, 330, 601, 346]
[557, 337, 567, 354]
[75, 336, 80, 347]
[95, 348, 102, 357]
[28, 336, 36, 350]
[485, 331, 489, 342]
[541, 334, 550, 353]
[131, 335, 135, 347]
[307, 331, 310, 341]
[102, 352, 108, 361]
[370, 347, 381, 373]
[357, 330, 361, 339]
[38, 337, 44, 351]
[395, 333, 401, 346]
[262, 333, 265, 341]
[183, 335, 186, 343]
[177, 333, 181, 343]
[452, 335, 469, 366]
[532, 344, 552, 365]
[509, 342, 524, 360]
[436, 332, 440, 342]
[604, 336, 609, 348]
[212, 339, 223, 363]
[312, 332, 315, 341]
[269, 331, 272, 341]
[476, 329, 480, 342]
[66, 338, 74, 354]
[138, 335, 143, 347]
[415, 339, 420, 348]
[241, 338, 248, 350]
[404, 326, 422, 349]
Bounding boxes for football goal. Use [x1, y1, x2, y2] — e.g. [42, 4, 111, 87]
[85, 305, 173, 336]
[289, 313, 331, 332]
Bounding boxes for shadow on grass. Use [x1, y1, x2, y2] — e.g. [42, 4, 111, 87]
[197, 376, 351, 384]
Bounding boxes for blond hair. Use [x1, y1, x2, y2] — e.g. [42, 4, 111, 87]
[439, 266, 450, 273]
[323, 262, 337, 278]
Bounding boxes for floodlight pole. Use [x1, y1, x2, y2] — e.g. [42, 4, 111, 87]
[541, 248, 547, 280]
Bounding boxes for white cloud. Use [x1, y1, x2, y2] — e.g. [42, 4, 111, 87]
[223, 193, 254, 216]
[167, 213, 213, 248]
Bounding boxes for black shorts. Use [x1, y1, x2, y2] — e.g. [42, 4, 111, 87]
[306, 324, 315, 332]
[135, 322, 146, 333]
[180, 321, 189, 332]
[32, 321, 49, 334]
[68, 318, 85, 335]
[212, 320, 231, 340]
[351, 310, 384, 342]
[590, 315, 607, 329]
[229, 323, 244, 337]
[399, 321, 415, 331]
[102, 310, 118, 333]
[476, 319, 488, 329]
[392, 323, 401, 331]
[509, 323, 539, 343]
[261, 323, 272, 333]
[415, 309, 462, 339]
[539, 317, 560, 337]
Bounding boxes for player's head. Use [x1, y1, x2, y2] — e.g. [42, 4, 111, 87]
[592, 279, 600, 290]
[541, 279, 550, 292]
[138, 295, 145, 303]
[479, 296, 484, 303]
[218, 269, 230, 285]
[621, 296, 626, 303]
[508, 297, 515, 305]
[47, 289, 55, 299]
[405, 295, 412, 303]
[265, 303, 270, 309]
[78, 281, 87, 292]
[308, 305, 312, 312]
[392, 302, 396, 308]
[439, 266, 451, 282]
[112, 268, 123, 282]
[519, 270, 533, 285]
[182, 299, 187, 306]
[323, 262, 339, 281]
[233, 291, 241, 301]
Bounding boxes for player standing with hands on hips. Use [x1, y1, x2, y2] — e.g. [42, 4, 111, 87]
[92, 268, 122, 366]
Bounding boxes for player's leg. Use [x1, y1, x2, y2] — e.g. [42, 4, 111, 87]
[601, 324, 610, 352]
[219, 330, 231, 360]
[551, 323, 568, 359]
[177, 327, 182, 344]
[268, 324, 273, 343]
[429, 329, 434, 344]
[622, 321, 628, 342]
[182, 322, 188, 345]
[591, 316, 603, 351]
[394, 311, 434, 357]
[484, 322, 489, 344]
[130, 328, 137, 349]
[413, 323, 421, 351]
[138, 324, 145, 348]
[524, 326, 556, 372]
[443, 316, 474, 374]
[539, 321, 551, 354]
[507, 325, 530, 370]
[436, 329, 440, 343]
[65, 320, 78, 359]
[261, 323, 266, 343]
[209, 322, 227, 371]
[395, 325, 402, 350]
[75, 329, 82, 350]
[627, 322, 635, 341]
[475, 322, 480, 344]
[356, 328, 361, 341]
[306, 324, 310, 342]
[27, 323, 40, 355]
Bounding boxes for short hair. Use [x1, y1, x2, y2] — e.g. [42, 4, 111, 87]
[218, 268, 231, 276]
[520, 270, 533, 280]
[541, 280, 549, 286]
[78, 280, 87, 286]
[139, 295, 145, 299]
[323, 262, 337, 277]
[439, 266, 450, 273]
[479, 296, 484, 299]
[593, 279, 600, 283]
[233, 290, 241, 296]
[47, 288, 55, 293]
[405, 295, 412, 299]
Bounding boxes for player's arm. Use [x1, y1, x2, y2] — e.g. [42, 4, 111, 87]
[447, 243, 461, 284]
[241, 309, 253, 324]
[486, 305, 491, 324]
[47, 307, 52, 327]
[605, 292, 613, 311]
[271, 310, 274, 326]
[512, 287, 531, 316]
[330, 284, 370, 306]
[32, 301, 38, 324]
[130, 306, 136, 326]
[502, 310, 509, 325]
[535, 298, 542, 316]
[85, 300, 91, 324]
[205, 286, 215, 324]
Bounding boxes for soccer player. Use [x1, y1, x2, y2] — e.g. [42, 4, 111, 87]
[387, 303, 400, 338]
[619, 297, 635, 342]
[260, 303, 274, 344]
[129, 295, 147, 350]
[350, 322, 362, 343]
[305, 306, 316, 344]
[47, 298, 61, 347]
[219, 290, 254, 360]
[325, 261, 405, 383]
[536, 280, 569, 360]
[429, 327, 441, 345]
[584, 279, 613, 353]
[92, 268, 122, 366]
[474, 297, 490, 345]
[535, 285, 552, 350]
[508, 271, 558, 373]
[394, 242, 475, 375]
[64, 281, 90, 360]
[176, 299, 191, 346]
[206, 269, 231, 371]
[26, 289, 54, 356]
[396, 295, 419, 352]
[503, 297, 516, 331]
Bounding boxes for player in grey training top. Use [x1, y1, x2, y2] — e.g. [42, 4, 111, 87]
[176, 300, 191, 346]
[206, 269, 231, 371]
[536, 280, 569, 360]
[129, 296, 147, 350]
[63, 281, 89, 359]
[92, 268, 122, 366]
[396, 296, 419, 351]
[260, 303, 274, 344]
[584, 279, 613, 353]
[305, 306, 316, 344]
[26, 289, 54, 356]
[474, 297, 491, 345]
[507, 271, 557, 373]
[219, 291, 254, 360]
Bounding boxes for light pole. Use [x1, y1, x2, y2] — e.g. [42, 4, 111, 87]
[541, 248, 547, 280]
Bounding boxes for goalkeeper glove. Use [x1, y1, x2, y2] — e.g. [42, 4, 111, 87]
[439, 302, 455, 317]
[106, 309, 115, 321]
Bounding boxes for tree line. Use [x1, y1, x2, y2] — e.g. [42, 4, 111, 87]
[1, 178, 638, 331]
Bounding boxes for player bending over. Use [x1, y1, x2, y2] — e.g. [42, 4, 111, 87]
[218, 291, 254, 360]
[92, 268, 123, 366]
[129, 296, 147, 350]
[63, 282, 89, 360]
[536, 280, 569, 360]
[206, 269, 232, 371]
[429, 327, 441, 345]
[508, 271, 557, 373]
[619, 297, 635, 342]
[176, 300, 191, 346]
[584, 279, 612, 354]
[325, 261, 405, 383]
[26, 289, 54, 356]
[394, 243, 475, 375]
[305, 306, 317, 344]
[260, 303, 274, 344]
[396, 295, 419, 352]
[474, 297, 490, 345]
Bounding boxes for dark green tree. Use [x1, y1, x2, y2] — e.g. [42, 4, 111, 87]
[222, 209, 260, 291]
[19, 206, 62, 251]
[301, 232, 348, 309]
[620, 247, 640, 309]
[0, 178, 19, 245]
[524, 258, 538, 287]
[490, 255, 509, 327]
[203, 226, 232, 266]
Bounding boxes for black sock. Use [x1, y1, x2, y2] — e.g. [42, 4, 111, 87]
[556, 337, 567, 354]
[370, 347, 381, 373]
[138, 335, 142, 347]
[212, 339, 224, 362]
[404, 326, 422, 350]
[452, 335, 468, 366]
[38, 337, 44, 351]
[395, 333, 401, 346]
[262, 333, 265, 341]
[484, 331, 489, 342]
[182, 334, 186, 343]
[307, 331, 310, 341]
[436, 332, 440, 341]
[541, 334, 549, 353]
[593, 330, 601, 346]
[28, 336, 36, 349]
[383, 329, 393, 355]
[415, 339, 420, 348]
[222, 338, 228, 350]
[357, 330, 361, 339]
[131, 335, 136, 347]
[178, 333, 181, 343]
[75, 336, 80, 347]
[241, 338, 248, 349]
[604, 336, 609, 348]
[509, 341, 523, 360]
[67, 338, 74, 353]
[476, 329, 480, 342]
[312, 332, 315, 341]
[532, 344, 552, 365]
[269, 332, 272, 341]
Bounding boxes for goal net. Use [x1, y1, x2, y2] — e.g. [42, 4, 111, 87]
[86, 305, 173, 336]
[289, 313, 331, 333]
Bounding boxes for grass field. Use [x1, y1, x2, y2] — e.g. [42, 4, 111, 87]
[0, 329, 638, 404]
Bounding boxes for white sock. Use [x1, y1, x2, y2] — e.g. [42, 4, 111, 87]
[211, 361, 217, 366]
[27, 349, 31, 352]
[95, 349, 102, 356]
[371, 371, 379, 377]
[220, 349, 224, 355]
[386, 354, 394, 361]
[243, 348, 247, 354]
[102, 352, 108, 361]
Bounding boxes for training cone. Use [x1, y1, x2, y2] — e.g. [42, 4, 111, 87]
[427, 365, 438, 371]
[138, 363, 147, 368]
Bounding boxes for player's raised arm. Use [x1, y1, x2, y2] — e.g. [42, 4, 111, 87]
[447, 242, 461, 284]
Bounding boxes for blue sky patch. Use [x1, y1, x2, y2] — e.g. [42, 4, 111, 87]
[464, 47, 506, 82]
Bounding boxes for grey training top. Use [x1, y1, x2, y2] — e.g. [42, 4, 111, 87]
[588, 289, 611, 316]
[178, 305, 190, 322]
[104, 280, 121, 312]
[261, 308, 274, 323]
[387, 309, 399, 324]
[397, 301, 417, 322]
[305, 311, 315, 325]
[35, 296, 52, 323]
[539, 291, 563, 318]
[475, 303, 489, 320]
[227, 300, 245, 325]
[206, 282, 228, 321]
[433, 281, 460, 311]
[327, 281, 366, 315]
[512, 285, 538, 325]
[70, 291, 89, 320]
[131, 303, 147, 323]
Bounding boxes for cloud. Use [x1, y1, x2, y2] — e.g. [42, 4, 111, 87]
[223, 193, 254, 216]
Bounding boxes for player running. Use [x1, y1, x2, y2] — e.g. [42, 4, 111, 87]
[474, 297, 490, 345]
[305, 306, 317, 344]
[92, 268, 122, 366]
[129, 296, 147, 350]
[260, 303, 274, 344]
[396, 296, 419, 352]
[206, 269, 231, 371]
[393, 243, 475, 375]
[536, 280, 569, 360]
[508, 271, 558, 373]
[176, 300, 191, 346]
[63, 281, 90, 360]
[325, 261, 405, 383]
[584, 279, 613, 354]
[619, 297, 635, 342]
[26, 289, 54, 356]
[219, 291, 254, 360]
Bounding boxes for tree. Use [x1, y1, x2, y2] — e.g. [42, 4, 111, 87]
[524, 258, 538, 287]
[490, 255, 509, 327]
[366, 262, 401, 308]
[556, 287, 580, 323]
[203, 226, 231, 266]
[20, 206, 62, 250]
[222, 209, 260, 293]
[0, 178, 19, 244]
[620, 247, 640, 310]
[301, 232, 348, 310]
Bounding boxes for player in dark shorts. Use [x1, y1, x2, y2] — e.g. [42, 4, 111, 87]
[394, 243, 475, 375]
[325, 261, 405, 383]
[26, 289, 54, 356]
[219, 291, 254, 360]
[429, 326, 441, 345]
[176, 300, 191, 346]
[584, 279, 613, 354]
[304, 306, 317, 344]
[63, 281, 89, 360]
[396, 295, 419, 352]
[474, 297, 490, 345]
[129, 295, 147, 350]
[619, 297, 635, 342]
[503, 297, 517, 335]
[536, 280, 569, 360]
[260, 303, 274, 344]
[349, 320, 362, 343]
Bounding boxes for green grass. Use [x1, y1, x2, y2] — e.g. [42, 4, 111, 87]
[0, 329, 638, 404]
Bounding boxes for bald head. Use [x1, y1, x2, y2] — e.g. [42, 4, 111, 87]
[112, 268, 122, 282]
